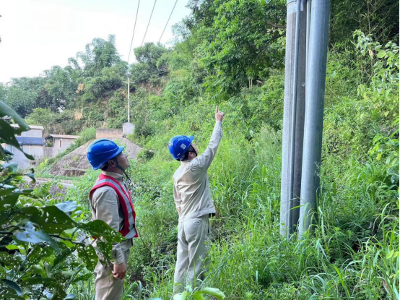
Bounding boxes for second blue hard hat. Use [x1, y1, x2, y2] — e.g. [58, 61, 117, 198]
[168, 135, 194, 160]
[87, 139, 125, 170]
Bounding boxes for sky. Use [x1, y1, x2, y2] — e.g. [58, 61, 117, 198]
[0, 0, 192, 84]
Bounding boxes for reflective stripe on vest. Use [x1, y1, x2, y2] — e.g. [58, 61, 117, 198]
[90, 174, 138, 239]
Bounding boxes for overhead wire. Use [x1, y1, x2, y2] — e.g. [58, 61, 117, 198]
[127, 0, 141, 64]
[158, 0, 179, 44]
[141, 0, 158, 46]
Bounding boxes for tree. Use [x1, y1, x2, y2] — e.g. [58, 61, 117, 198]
[0, 101, 123, 299]
[0, 83, 6, 102]
[76, 35, 122, 77]
[130, 43, 170, 86]
[4, 80, 38, 117]
[330, 0, 399, 48]
[184, 0, 220, 31]
[25, 108, 56, 129]
[67, 36, 128, 106]
[42, 66, 77, 110]
[195, 0, 286, 95]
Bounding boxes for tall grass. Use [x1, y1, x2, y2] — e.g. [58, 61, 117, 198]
[124, 106, 397, 299]
[61, 35, 398, 299]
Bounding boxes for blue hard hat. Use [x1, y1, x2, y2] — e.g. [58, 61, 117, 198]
[168, 135, 194, 160]
[87, 139, 125, 170]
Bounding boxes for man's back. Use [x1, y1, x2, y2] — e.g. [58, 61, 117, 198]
[173, 121, 223, 222]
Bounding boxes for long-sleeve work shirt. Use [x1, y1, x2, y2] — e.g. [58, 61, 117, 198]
[90, 171, 133, 265]
[173, 121, 223, 222]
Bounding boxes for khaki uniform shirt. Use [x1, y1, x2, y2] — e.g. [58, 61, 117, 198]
[90, 171, 133, 265]
[173, 121, 223, 222]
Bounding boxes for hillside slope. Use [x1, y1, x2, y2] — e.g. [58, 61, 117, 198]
[49, 138, 142, 176]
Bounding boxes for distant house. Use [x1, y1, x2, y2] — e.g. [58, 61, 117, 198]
[123, 122, 134, 137]
[3, 125, 44, 170]
[44, 134, 79, 158]
[96, 122, 135, 139]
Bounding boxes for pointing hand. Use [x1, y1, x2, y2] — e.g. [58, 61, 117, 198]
[215, 106, 225, 122]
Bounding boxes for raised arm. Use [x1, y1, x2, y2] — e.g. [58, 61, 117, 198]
[191, 106, 225, 171]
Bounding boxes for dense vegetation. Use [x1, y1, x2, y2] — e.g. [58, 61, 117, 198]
[1, 0, 398, 299]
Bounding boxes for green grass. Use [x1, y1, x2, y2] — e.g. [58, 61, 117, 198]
[34, 174, 77, 181]
[50, 34, 398, 300]
[56, 95, 398, 299]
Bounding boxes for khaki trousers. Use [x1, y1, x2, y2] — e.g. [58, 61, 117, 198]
[173, 214, 210, 294]
[94, 249, 130, 300]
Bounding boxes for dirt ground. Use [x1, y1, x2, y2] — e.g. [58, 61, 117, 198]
[49, 138, 142, 177]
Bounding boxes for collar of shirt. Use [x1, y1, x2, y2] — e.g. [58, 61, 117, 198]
[101, 171, 131, 191]
[102, 171, 123, 181]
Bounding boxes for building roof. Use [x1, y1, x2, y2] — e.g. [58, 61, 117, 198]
[45, 134, 79, 139]
[16, 137, 44, 146]
[10, 124, 44, 130]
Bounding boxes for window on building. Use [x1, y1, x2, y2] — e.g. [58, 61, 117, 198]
[46, 138, 54, 147]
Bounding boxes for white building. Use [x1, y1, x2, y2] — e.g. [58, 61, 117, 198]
[3, 125, 44, 170]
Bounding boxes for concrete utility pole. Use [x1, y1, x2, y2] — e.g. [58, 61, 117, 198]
[127, 74, 131, 123]
[280, 0, 307, 238]
[298, 0, 330, 237]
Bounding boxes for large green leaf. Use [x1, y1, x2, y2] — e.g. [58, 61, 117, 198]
[0, 194, 19, 212]
[24, 170, 36, 183]
[1, 279, 22, 296]
[0, 187, 34, 197]
[71, 272, 92, 283]
[0, 120, 34, 160]
[77, 220, 125, 263]
[192, 291, 206, 300]
[173, 291, 188, 300]
[94, 239, 113, 262]
[1, 162, 18, 172]
[0, 252, 21, 268]
[17, 206, 77, 234]
[2, 174, 23, 185]
[0, 187, 17, 195]
[14, 222, 59, 251]
[0, 145, 10, 162]
[76, 244, 98, 271]
[197, 287, 226, 299]
[78, 220, 124, 243]
[0, 101, 29, 132]
[53, 248, 74, 267]
[23, 276, 57, 286]
[0, 293, 25, 300]
[55, 201, 77, 214]
[49, 286, 67, 300]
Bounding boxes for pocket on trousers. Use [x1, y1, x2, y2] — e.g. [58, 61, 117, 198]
[185, 219, 202, 241]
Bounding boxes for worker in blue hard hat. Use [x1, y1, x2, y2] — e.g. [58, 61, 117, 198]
[169, 106, 225, 294]
[87, 139, 138, 300]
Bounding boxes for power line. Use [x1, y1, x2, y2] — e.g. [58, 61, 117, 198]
[141, 0, 158, 46]
[158, 0, 179, 44]
[128, 0, 141, 64]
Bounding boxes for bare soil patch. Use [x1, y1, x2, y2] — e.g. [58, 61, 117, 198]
[49, 138, 142, 177]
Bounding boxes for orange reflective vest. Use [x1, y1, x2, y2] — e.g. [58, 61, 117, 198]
[90, 174, 138, 239]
